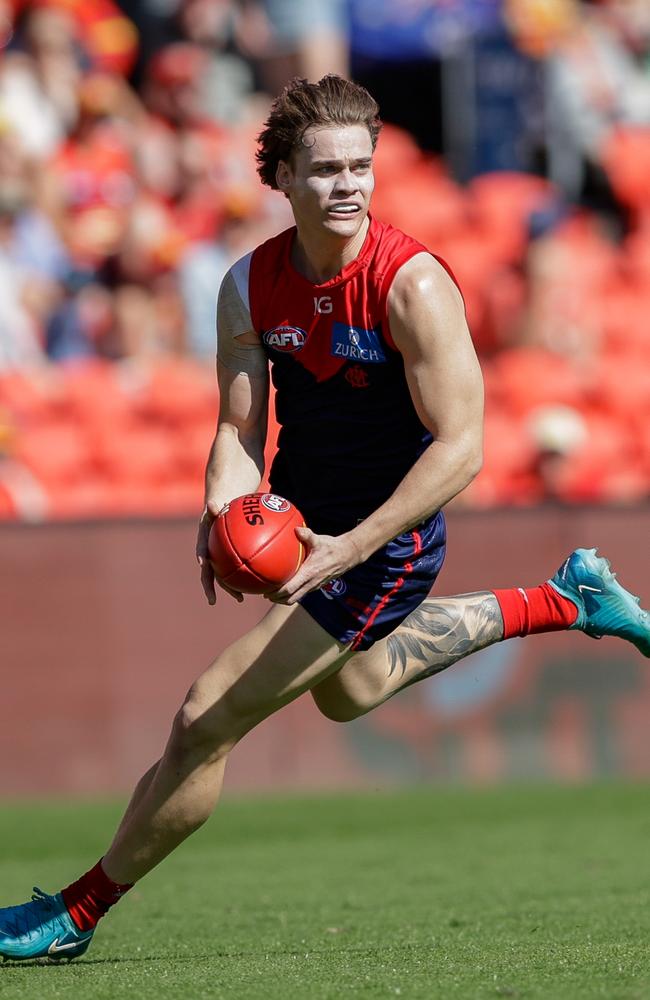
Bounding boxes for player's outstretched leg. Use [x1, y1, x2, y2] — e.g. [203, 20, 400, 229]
[312, 548, 649, 721]
[547, 548, 649, 656]
[0, 603, 352, 962]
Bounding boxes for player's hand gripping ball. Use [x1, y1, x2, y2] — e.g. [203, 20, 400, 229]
[208, 493, 306, 595]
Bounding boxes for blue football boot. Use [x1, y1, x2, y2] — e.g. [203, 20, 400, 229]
[0, 888, 94, 962]
[549, 548, 650, 657]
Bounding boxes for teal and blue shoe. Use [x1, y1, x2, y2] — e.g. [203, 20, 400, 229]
[0, 888, 94, 962]
[549, 548, 650, 657]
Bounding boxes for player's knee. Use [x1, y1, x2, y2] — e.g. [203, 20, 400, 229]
[313, 664, 387, 722]
[171, 692, 240, 757]
[317, 703, 367, 723]
[314, 693, 371, 723]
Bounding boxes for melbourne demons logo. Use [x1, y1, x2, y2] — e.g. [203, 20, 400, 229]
[345, 365, 370, 389]
[261, 493, 291, 513]
[263, 326, 307, 352]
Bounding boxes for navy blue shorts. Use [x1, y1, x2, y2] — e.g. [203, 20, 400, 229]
[300, 511, 446, 651]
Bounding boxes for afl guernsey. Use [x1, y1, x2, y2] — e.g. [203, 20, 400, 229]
[233, 216, 456, 534]
[219, 215, 457, 649]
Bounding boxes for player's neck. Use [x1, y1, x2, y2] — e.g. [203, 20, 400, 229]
[291, 216, 370, 284]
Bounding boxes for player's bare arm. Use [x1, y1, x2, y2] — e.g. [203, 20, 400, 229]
[274, 254, 483, 605]
[352, 253, 483, 547]
[196, 268, 269, 605]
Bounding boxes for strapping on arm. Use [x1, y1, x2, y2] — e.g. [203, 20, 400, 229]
[216, 269, 267, 379]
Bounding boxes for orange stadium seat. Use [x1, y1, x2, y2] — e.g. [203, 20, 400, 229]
[371, 124, 424, 186]
[552, 450, 646, 505]
[482, 409, 537, 477]
[468, 172, 557, 260]
[593, 361, 650, 421]
[548, 409, 645, 503]
[601, 127, 650, 215]
[432, 227, 524, 354]
[598, 282, 650, 358]
[641, 426, 650, 479]
[133, 360, 218, 427]
[487, 348, 586, 416]
[581, 410, 637, 463]
[462, 466, 543, 508]
[94, 482, 160, 517]
[175, 418, 216, 484]
[94, 424, 180, 487]
[465, 406, 548, 506]
[0, 482, 17, 519]
[148, 480, 204, 516]
[0, 370, 62, 426]
[98, 479, 201, 517]
[58, 362, 131, 429]
[44, 478, 116, 520]
[370, 162, 467, 246]
[14, 421, 93, 489]
[624, 228, 650, 288]
[468, 172, 556, 219]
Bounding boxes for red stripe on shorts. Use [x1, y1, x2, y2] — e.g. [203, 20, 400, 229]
[350, 530, 421, 651]
[351, 576, 406, 650]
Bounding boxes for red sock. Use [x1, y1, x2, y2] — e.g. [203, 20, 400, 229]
[492, 582, 578, 640]
[61, 860, 133, 931]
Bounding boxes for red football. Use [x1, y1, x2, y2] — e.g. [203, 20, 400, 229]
[208, 493, 306, 594]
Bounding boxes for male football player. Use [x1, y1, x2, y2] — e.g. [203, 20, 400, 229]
[1, 75, 648, 961]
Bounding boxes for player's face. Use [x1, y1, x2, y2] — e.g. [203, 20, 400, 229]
[277, 125, 375, 239]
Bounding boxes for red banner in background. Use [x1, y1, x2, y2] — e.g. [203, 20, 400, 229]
[1, 507, 648, 796]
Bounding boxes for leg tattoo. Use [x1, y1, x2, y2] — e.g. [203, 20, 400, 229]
[386, 592, 504, 692]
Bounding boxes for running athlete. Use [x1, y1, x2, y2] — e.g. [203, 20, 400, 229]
[1, 75, 648, 962]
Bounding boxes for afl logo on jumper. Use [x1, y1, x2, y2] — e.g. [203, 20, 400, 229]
[261, 493, 291, 513]
[263, 326, 306, 352]
[331, 323, 386, 363]
[320, 577, 347, 600]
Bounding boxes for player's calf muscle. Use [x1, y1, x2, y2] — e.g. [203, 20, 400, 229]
[387, 592, 504, 689]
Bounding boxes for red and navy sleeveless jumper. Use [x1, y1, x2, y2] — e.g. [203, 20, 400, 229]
[247, 216, 450, 649]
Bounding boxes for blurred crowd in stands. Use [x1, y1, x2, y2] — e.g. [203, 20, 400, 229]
[0, 0, 648, 520]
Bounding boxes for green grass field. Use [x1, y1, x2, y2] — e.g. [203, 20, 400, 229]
[1, 785, 649, 999]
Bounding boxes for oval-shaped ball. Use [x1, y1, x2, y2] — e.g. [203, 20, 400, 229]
[208, 493, 305, 594]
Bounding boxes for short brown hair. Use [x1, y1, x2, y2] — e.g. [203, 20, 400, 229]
[256, 75, 382, 190]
